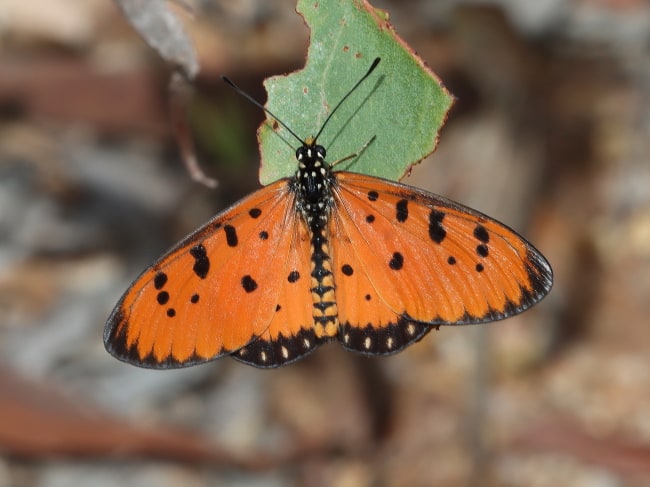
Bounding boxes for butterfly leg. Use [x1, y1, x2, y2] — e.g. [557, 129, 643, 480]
[329, 135, 377, 170]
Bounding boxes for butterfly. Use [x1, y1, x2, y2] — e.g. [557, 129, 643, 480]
[104, 58, 553, 369]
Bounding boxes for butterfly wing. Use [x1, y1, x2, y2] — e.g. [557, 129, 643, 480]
[330, 171, 553, 355]
[231, 197, 329, 368]
[104, 179, 319, 369]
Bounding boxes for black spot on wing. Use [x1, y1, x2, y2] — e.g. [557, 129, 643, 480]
[396, 199, 409, 222]
[429, 210, 446, 243]
[241, 275, 258, 293]
[224, 225, 238, 247]
[389, 252, 404, 270]
[474, 224, 489, 243]
[153, 272, 167, 290]
[476, 244, 489, 257]
[190, 244, 210, 279]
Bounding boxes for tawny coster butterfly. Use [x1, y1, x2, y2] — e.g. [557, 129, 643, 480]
[104, 58, 552, 368]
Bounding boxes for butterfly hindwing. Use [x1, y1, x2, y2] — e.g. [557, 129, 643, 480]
[232, 206, 328, 367]
[104, 179, 316, 368]
[329, 192, 431, 355]
[330, 171, 553, 355]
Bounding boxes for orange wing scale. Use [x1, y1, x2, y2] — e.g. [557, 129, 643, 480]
[330, 172, 552, 355]
[105, 179, 318, 368]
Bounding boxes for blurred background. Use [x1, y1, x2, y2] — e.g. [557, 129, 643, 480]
[1, 0, 650, 486]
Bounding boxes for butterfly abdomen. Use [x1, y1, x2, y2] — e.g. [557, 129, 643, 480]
[294, 140, 341, 339]
[309, 226, 339, 338]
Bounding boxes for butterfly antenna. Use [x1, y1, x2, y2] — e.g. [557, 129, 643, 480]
[313, 57, 381, 143]
[222, 57, 380, 147]
[221, 75, 305, 146]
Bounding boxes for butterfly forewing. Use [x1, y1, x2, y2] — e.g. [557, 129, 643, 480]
[104, 179, 314, 368]
[330, 172, 552, 355]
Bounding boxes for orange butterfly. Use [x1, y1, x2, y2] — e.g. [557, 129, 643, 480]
[104, 58, 552, 368]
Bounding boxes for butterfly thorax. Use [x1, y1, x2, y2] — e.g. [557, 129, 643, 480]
[293, 139, 339, 339]
[294, 140, 334, 227]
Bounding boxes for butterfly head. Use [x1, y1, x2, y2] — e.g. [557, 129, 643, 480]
[296, 136, 327, 168]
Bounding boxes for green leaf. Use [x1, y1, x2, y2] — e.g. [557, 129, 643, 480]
[258, 0, 454, 185]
